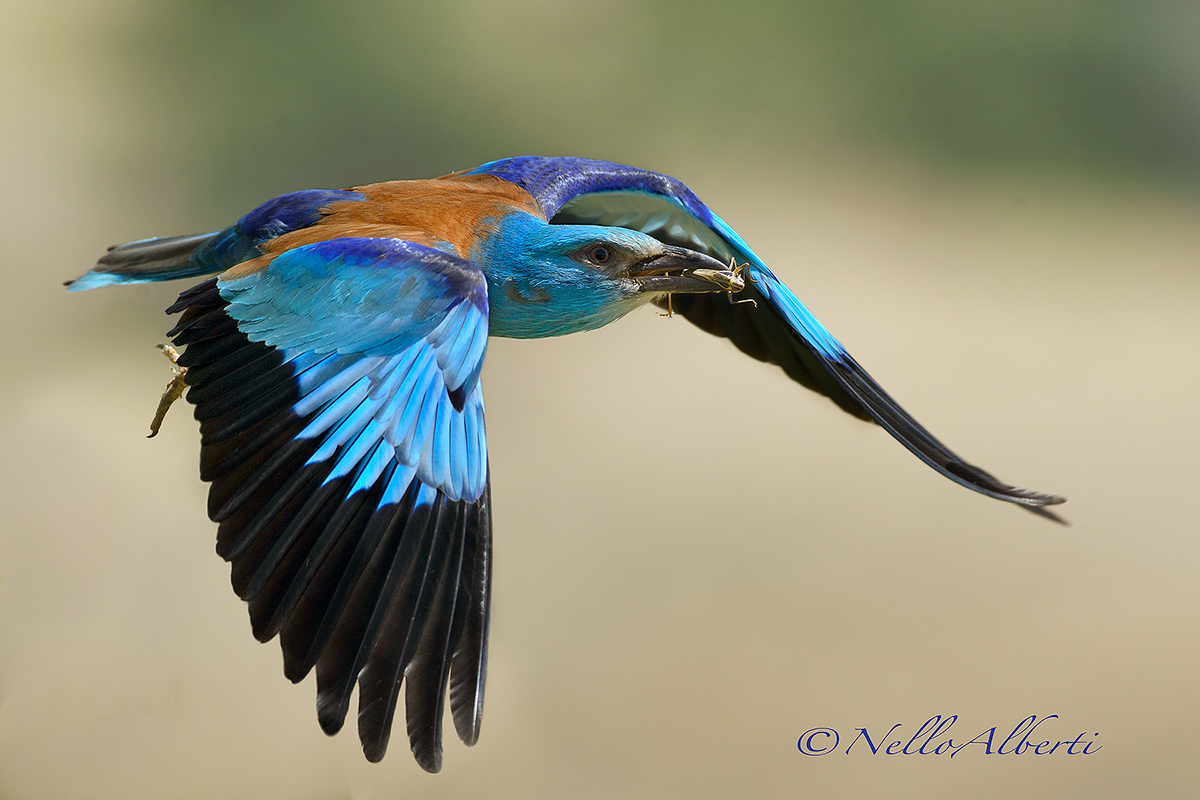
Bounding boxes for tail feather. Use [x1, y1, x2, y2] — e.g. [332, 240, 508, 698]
[67, 231, 221, 291]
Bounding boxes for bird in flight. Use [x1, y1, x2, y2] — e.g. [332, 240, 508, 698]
[68, 156, 1065, 771]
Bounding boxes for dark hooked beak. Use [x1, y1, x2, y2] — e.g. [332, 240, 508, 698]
[622, 244, 745, 295]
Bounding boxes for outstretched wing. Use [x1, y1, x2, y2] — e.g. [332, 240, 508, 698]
[167, 237, 491, 771]
[471, 156, 1065, 519]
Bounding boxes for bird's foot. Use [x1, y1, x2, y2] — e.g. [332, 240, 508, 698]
[148, 344, 187, 438]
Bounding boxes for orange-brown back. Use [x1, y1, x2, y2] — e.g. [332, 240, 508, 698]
[222, 173, 542, 280]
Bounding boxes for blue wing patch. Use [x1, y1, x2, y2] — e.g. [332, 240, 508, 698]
[219, 237, 489, 501]
[164, 236, 493, 769]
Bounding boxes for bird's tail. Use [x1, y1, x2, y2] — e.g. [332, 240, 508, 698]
[66, 231, 222, 291]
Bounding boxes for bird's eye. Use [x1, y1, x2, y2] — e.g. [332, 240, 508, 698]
[587, 245, 612, 265]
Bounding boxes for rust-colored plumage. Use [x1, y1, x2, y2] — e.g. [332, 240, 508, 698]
[223, 173, 542, 280]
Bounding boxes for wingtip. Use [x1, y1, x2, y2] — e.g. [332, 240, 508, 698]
[1005, 486, 1067, 507]
[317, 693, 349, 736]
[411, 741, 444, 773]
[363, 740, 389, 764]
[991, 483, 1069, 525]
[454, 716, 482, 747]
[450, 692, 484, 745]
[1021, 498, 1070, 526]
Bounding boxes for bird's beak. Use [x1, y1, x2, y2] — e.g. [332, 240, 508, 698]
[622, 244, 745, 295]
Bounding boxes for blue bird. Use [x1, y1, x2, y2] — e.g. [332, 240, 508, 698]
[68, 156, 1064, 771]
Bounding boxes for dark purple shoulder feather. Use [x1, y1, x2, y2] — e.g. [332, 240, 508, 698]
[467, 156, 714, 224]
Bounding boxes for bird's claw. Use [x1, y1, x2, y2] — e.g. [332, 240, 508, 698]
[148, 343, 187, 438]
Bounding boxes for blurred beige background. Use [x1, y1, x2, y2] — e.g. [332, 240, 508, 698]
[2, 1, 1199, 798]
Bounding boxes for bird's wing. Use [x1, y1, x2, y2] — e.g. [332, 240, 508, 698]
[167, 237, 491, 771]
[471, 157, 1064, 518]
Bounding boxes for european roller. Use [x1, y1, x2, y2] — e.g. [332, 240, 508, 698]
[68, 156, 1065, 771]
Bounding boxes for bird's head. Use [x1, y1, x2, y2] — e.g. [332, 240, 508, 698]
[527, 223, 744, 295]
[476, 213, 744, 337]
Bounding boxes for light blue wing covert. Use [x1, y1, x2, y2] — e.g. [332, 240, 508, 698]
[166, 237, 491, 771]
[472, 156, 1064, 519]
